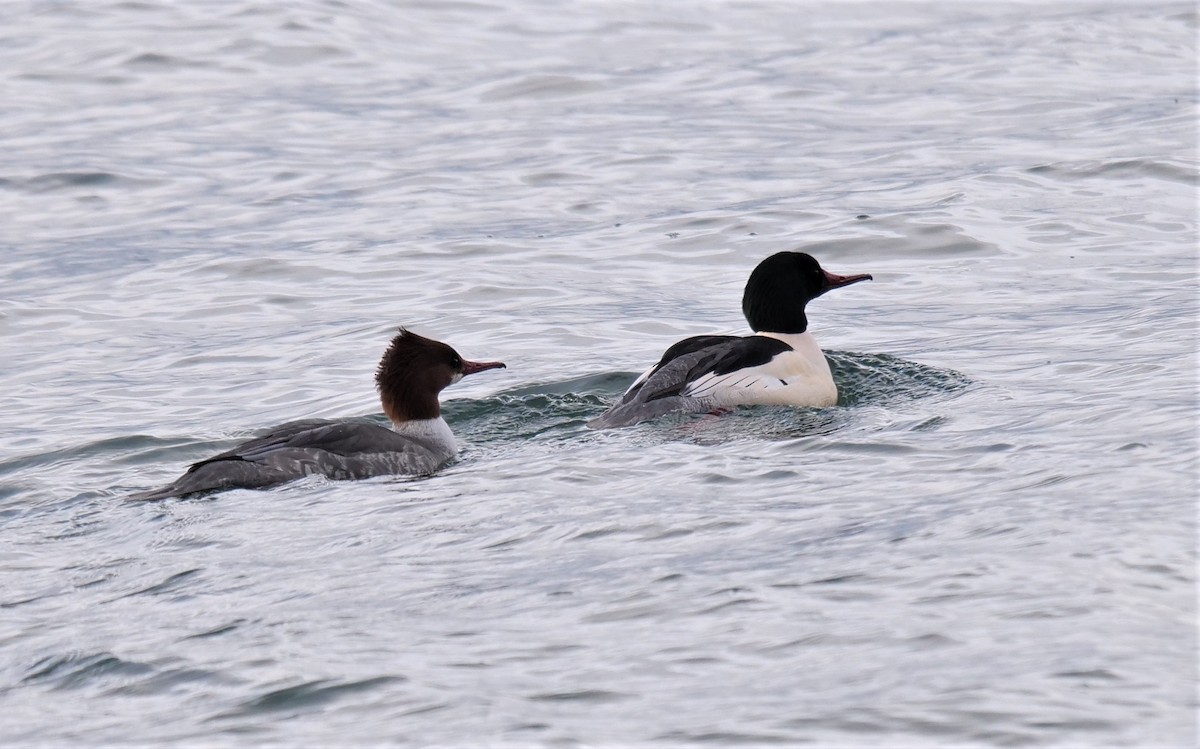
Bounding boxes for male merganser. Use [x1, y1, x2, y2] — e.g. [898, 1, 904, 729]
[130, 329, 505, 500]
[587, 252, 871, 429]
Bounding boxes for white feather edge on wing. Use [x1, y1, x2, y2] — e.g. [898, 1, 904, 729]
[622, 364, 658, 397]
[680, 365, 788, 402]
[681, 347, 837, 408]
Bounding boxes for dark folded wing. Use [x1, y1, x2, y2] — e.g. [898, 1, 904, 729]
[589, 335, 792, 429]
[621, 335, 791, 405]
[187, 419, 422, 471]
[129, 420, 444, 500]
[186, 419, 334, 469]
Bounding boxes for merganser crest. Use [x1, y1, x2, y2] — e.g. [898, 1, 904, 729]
[130, 329, 504, 500]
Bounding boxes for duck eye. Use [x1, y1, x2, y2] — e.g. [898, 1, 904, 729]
[451, 357, 462, 368]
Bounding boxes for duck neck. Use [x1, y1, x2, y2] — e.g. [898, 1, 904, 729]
[380, 386, 441, 423]
[743, 299, 809, 335]
[391, 416, 458, 457]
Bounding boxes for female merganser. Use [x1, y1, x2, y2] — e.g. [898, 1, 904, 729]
[588, 252, 871, 429]
[130, 329, 505, 500]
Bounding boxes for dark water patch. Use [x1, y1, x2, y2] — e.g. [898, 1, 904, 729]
[1028, 158, 1198, 185]
[656, 730, 797, 744]
[584, 603, 669, 623]
[807, 573, 869, 586]
[828, 350, 972, 406]
[570, 526, 627, 541]
[699, 465, 812, 484]
[23, 652, 154, 690]
[700, 471, 741, 484]
[39, 501, 107, 539]
[123, 52, 210, 69]
[393, 702, 451, 717]
[0, 484, 27, 505]
[1025, 718, 1116, 732]
[0, 172, 162, 193]
[643, 526, 694, 541]
[444, 390, 606, 444]
[910, 415, 949, 431]
[106, 666, 227, 696]
[0, 435, 198, 476]
[481, 74, 608, 101]
[527, 689, 628, 703]
[108, 436, 229, 467]
[214, 676, 405, 719]
[906, 633, 959, 650]
[181, 619, 249, 641]
[697, 597, 759, 614]
[784, 713, 889, 736]
[13, 71, 132, 85]
[1000, 605, 1093, 620]
[665, 406, 853, 445]
[799, 223, 996, 257]
[115, 568, 202, 600]
[1118, 559, 1192, 584]
[1, 591, 62, 609]
[497, 372, 631, 397]
[1053, 668, 1121, 681]
[256, 43, 349, 67]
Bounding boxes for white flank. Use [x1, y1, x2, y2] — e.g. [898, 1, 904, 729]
[680, 332, 837, 408]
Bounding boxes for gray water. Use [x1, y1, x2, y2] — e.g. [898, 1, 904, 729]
[1, 1, 1196, 746]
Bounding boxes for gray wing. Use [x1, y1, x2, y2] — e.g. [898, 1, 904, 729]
[587, 348, 725, 429]
[130, 420, 445, 500]
[196, 420, 437, 465]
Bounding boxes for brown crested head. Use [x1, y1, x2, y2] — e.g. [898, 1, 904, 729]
[375, 329, 505, 424]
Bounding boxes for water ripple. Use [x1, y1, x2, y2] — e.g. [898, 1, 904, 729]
[0, 1, 1193, 746]
[213, 676, 406, 720]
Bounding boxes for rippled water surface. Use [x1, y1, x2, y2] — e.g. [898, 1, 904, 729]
[1, 1, 1196, 746]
